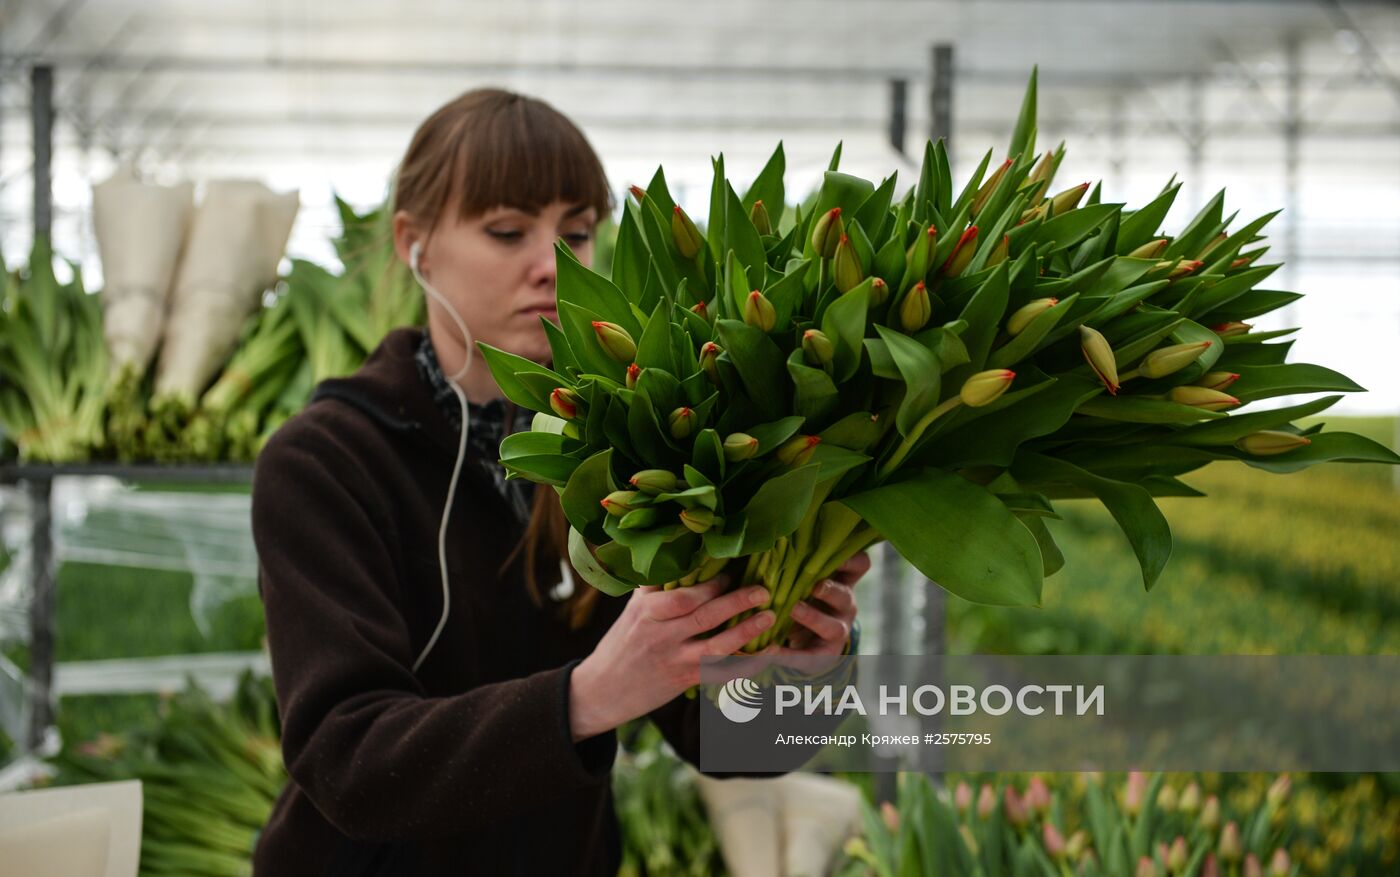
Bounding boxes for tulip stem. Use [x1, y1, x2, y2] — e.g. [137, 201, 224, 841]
[875, 396, 964, 481]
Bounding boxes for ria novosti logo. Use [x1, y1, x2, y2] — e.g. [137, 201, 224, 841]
[716, 677, 764, 723]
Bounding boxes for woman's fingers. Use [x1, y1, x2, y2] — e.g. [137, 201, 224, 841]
[832, 549, 872, 585]
[681, 585, 769, 636]
[698, 609, 776, 656]
[789, 600, 851, 645]
[639, 574, 729, 621]
[807, 579, 856, 616]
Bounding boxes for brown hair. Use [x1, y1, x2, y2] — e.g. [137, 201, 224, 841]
[393, 88, 612, 629]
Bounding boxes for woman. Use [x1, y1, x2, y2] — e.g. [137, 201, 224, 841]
[250, 88, 868, 876]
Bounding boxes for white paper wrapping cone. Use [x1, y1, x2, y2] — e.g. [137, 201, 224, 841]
[694, 773, 782, 877]
[778, 773, 863, 877]
[155, 179, 299, 401]
[91, 167, 193, 375]
[0, 780, 142, 877]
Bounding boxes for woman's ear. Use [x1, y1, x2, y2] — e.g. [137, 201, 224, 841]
[392, 209, 421, 269]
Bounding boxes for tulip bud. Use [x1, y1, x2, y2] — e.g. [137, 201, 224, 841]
[1266, 774, 1291, 808]
[1128, 238, 1169, 259]
[668, 406, 695, 439]
[1135, 856, 1157, 877]
[1028, 149, 1055, 187]
[1050, 182, 1090, 216]
[1235, 431, 1311, 456]
[1179, 782, 1202, 814]
[1003, 787, 1028, 828]
[833, 234, 865, 292]
[985, 233, 1011, 267]
[961, 369, 1015, 407]
[776, 434, 820, 467]
[1200, 795, 1221, 830]
[802, 329, 835, 367]
[699, 342, 722, 383]
[630, 469, 678, 494]
[941, 226, 979, 277]
[1169, 837, 1189, 874]
[1194, 371, 1240, 391]
[869, 277, 890, 306]
[1066, 830, 1089, 861]
[1027, 777, 1051, 814]
[723, 432, 760, 462]
[1158, 785, 1179, 812]
[972, 158, 1013, 218]
[1202, 853, 1221, 877]
[1007, 297, 1058, 336]
[601, 490, 646, 517]
[1219, 822, 1243, 863]
[1079, 325, 1120, 395]
[618, 507, 658, 530]
[671, 205, 703, 258]
[1043, 823, 1067, 860]
[1169, 386, 1240, 412]
[690, 299, 712, 324]
[880, 800, 900, 833]
[954, 781, 973, 814]
[679, 507, 718, 534]
[624, 363, 641, 390]
[592, 321, 637, 362]
[811, 207, 844, 258]
[749, 199, 773, 236]
[1166, 259, 1203, 280]
[550, 387, 580, 420]
[628, 184, 646, 203]
[743, 290, 777, 332]
[1243, 855, 1264, 877]
[1019, 204, 1046, 224]
[977, 784, 996, 819]
[1124, 772, 1149, 817]
[1230, 255, 1255, 270]
[1211, 321, 1253, 338]
[905, 224, 937, 285]
[1267, 849, 1289, 877]
[1139, 340, 1212, 379]
[899, 281, 932, 332]
[1158, 842, 1170, 865]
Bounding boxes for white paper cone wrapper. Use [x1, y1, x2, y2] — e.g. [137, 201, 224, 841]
[91, 167, 193, 374]
[156, 180, 299, 401]
[0, 779, 142, 877]
[779, 773, 863, 877]
[695, 773, 782, 877]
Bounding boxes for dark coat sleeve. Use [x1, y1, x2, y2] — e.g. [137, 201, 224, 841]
[252, 418, 615, 843]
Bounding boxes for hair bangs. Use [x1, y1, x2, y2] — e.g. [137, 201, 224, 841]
[449, 93, 612, 223]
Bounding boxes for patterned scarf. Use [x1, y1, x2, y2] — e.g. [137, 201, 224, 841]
[413, 328, 534, 525]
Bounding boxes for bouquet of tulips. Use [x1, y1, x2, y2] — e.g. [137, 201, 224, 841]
[481, 69, 1397, 652]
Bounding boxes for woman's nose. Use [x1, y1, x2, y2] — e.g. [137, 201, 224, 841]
[527, 238, 557, 286]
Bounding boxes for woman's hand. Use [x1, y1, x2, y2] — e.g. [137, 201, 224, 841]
[568, 575, 775, 741]
[774, 550, 870, 656]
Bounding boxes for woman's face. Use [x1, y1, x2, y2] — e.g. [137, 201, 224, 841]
[397, 200, 598, 367]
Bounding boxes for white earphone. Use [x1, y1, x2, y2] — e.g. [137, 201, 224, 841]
[408, 240, 473, 673]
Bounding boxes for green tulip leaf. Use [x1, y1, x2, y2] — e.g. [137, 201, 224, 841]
[1012, 452, 1172, 592]
[558, 448, 617, 542]
[842, 467, 1042, 606]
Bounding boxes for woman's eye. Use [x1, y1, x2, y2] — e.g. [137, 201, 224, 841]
[487, 229, 522, 241]
[562, 232, 592, 246]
